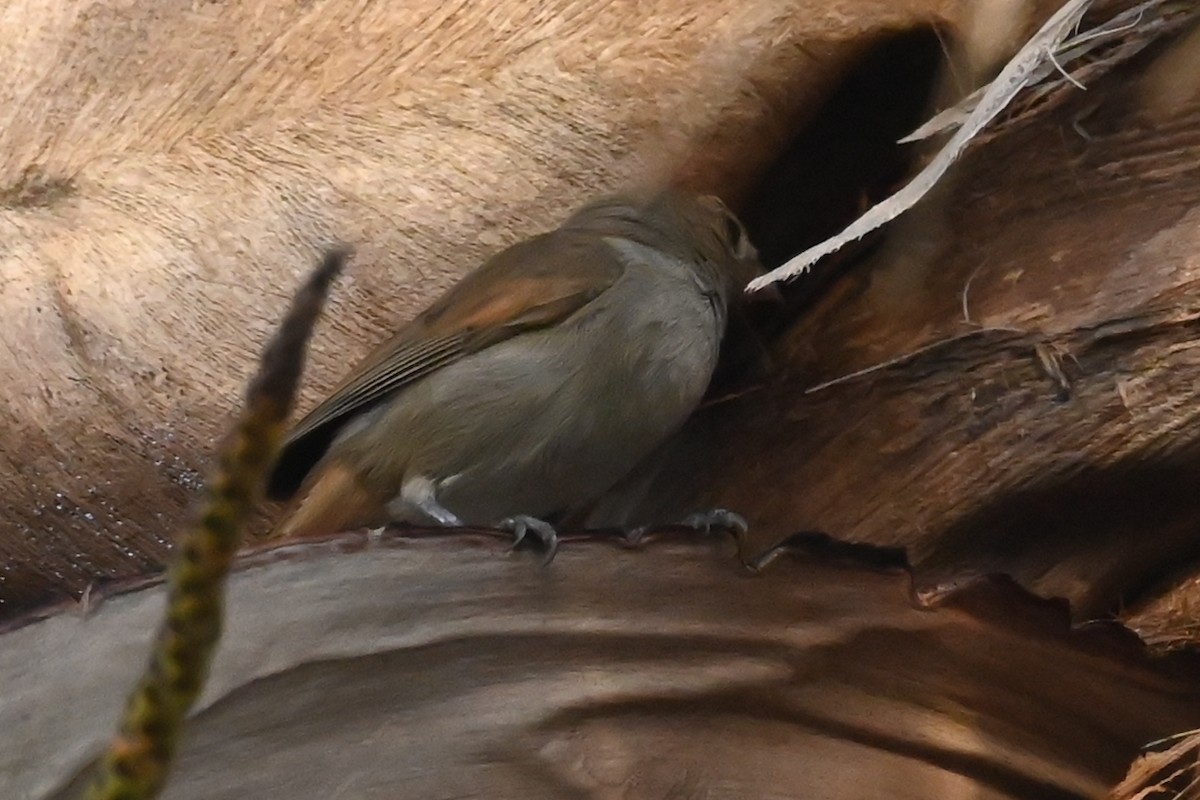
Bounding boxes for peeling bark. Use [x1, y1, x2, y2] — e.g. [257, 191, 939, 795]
[603, 33, 1200, 621]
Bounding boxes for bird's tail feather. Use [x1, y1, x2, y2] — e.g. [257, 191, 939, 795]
[268, 461, 384, 539]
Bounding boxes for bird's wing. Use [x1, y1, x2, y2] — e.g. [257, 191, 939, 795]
[266, 233, 625, 499]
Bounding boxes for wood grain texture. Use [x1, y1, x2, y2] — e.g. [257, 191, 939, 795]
[600, 31, 1200, 621]
[4, 530, 1196, 800]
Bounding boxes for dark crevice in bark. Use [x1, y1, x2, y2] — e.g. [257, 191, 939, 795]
[712, 26, 946, 394]
[740, 26, 945, 273]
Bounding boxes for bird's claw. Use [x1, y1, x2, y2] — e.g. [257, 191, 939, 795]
[622, 524, 650, 547]
[681, 508, 752, 565]
[499, 515, 559, 565]
[680, 508, 749, 536]
[622, 508, 750, 557]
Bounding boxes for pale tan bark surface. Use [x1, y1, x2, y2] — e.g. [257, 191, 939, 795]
[0, 0, 958, 614]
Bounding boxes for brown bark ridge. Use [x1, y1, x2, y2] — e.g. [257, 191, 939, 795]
[4, 529, 1197, 800]
[593, 7, 1200, 626]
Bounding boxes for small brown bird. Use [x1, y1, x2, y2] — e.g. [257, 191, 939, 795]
[266, 188, 762, 551]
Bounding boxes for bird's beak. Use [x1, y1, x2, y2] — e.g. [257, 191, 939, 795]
[744, 281, 784, 305]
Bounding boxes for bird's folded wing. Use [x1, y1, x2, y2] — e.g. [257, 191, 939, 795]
[266, 234, 625, 499]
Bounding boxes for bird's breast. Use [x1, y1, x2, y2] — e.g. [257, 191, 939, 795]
[596, 236, 725, 405]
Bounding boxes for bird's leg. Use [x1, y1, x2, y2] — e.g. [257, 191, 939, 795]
[390, 476, 465, 527]
[393, 477, 559, 563]
[498, 516, 559, 564]
[625, 507, 749, 552]
[414, 496, 464, 527]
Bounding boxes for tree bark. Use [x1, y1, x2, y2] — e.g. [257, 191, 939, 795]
[604, 34, 1200, 622]
[6, 531, 1197, 800]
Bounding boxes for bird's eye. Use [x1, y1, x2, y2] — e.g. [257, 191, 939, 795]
[721, 212, 758, 262]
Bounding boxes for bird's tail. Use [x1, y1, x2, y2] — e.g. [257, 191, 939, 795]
[268, 461, 385, 539]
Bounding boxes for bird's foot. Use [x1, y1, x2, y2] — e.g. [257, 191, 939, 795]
[392, 476, 465, 527]
[625, 508, 750, 561]
[499, 515, 559, 565]
[680, 508, 749, 537]
[624, 508, 749, 544]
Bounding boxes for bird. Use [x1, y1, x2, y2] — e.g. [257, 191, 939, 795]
[265, 187, 763, 555]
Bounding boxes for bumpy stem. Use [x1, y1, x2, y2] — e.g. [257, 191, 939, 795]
[83, 247, 348, 800]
